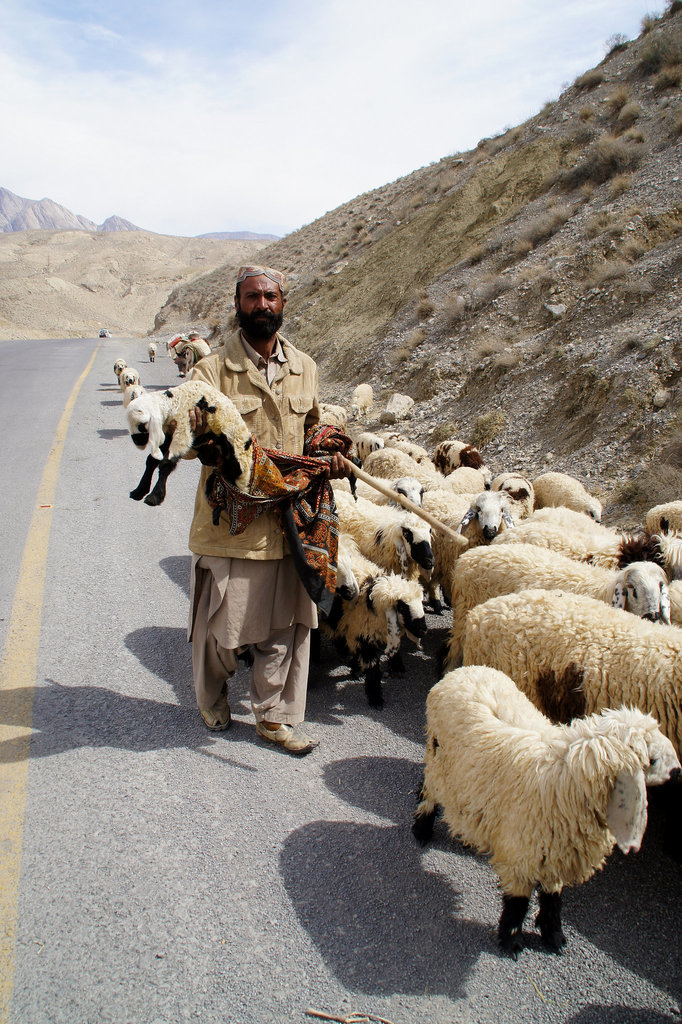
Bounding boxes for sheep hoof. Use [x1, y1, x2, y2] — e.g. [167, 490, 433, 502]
[535, 892, 565, 951]
[430, 600, 444, 615]
[499, 930, 525, 960]
[412, 809, 435, 844]
[144, 493, 163, 507]
[129, 487, 147, 501]
[387, 652, 405, 674]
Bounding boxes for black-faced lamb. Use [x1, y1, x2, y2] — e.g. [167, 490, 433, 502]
[320, 545, 427, 706]
[445, 544, 671, 668]
[334, 490, 434, 580]
[461, 587, 682, 756]
[126, 382, 253, 508]
[413, 665, 680, 958]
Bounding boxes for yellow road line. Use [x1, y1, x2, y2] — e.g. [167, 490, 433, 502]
[0, 344, 99, 1022]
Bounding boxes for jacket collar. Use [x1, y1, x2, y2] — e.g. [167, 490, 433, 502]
[222, 331, 302, 375]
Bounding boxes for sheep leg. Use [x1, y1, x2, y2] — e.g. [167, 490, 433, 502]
[130, 453, 159, 501]
[498, 895, 530, 959]
[144, 457, 179, 506]
[387, 651, 405, 674]
[412, 790, 437, 844]
[535, 890, 566, 952]
[364, 663, 384, 708]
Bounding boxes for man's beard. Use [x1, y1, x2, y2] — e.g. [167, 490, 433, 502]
[236, 307, 283, 341]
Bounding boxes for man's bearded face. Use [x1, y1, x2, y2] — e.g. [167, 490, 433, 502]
[236, 305, 283, 340]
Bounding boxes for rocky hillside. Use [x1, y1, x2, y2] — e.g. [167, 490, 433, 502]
[153, 7, 682, 527]
[0, 230, 269, 339]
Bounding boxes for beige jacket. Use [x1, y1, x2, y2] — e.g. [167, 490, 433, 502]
[188, 331, 320, 559]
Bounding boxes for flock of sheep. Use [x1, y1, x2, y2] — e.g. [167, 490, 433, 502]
[114, 362, 682, 960]
[317, 383, 682, 960]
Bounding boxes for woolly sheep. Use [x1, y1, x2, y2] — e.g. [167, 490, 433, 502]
[113, 358, 127, 381]
[433, 440, 492, 488]
[364, 447, 444, 489]
[119, 367, 141, 392]
[647, 501, 682, 535]
[350, 383, 373, 420]
[334, 490, 434, 580]
[122, 383, 145, 409]
[533, 471, 602, 523]
[461, 588, 682, 756]
[319, 402, 348, 429]
[320, 553, 427, 706]
[147, 341, 157, 363]
[413, 665, 680, 957]
[383, 436, 433, 465]
[445, 545, 671, 668]
[335, 534, 361, 602]
[354, 432, 384, 462]
[491, 473, 534, 520]
[440, 466, 488, 495]
[126, 381, 253, 509]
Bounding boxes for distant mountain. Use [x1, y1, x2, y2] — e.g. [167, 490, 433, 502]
[197, 230, 280, 241]
[0, 187, 140, 233]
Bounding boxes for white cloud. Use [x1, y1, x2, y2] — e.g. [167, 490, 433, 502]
[0, 0, 664, 236]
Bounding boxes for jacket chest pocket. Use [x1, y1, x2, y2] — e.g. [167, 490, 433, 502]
[288, 395, 313, 416]
[231, 395, 262, 425]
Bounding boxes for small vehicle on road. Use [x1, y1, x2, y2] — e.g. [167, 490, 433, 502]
[98, 329, 112, 338]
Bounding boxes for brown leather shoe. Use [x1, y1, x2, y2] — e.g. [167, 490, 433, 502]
[256, 721, 319, 755]
[200, 691, 231, 731]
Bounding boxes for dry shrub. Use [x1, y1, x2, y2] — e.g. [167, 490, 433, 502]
[674, 109, 682, 136]
[493, 350, 522, 372]
[442, 294, 467, 326]
[641, 14, 659, 34]
[575, 69, 604, 90]
[587, 259, 630, 287]
[579, 105, 595, 121]
[515, 205, 572, 250]
[580, 182, 596, 200]
[609, 173, 633, 198]
[557, 135, 643, 189]
[472, 336, 505, 361]
[605, 34, 629, 57]
[406, 328, 426, 350]
[511, 237, 534, 257]
[470, 409, 506, 447]
[467, 244, 487, 265]
[606, 86, 630, 113]
[622, 127, 646, 143]
[620, 238, 646, 260]
[617, 102, 643, 129]
[417, 290, 435, 321]
[471, 274, 513, 308]
[638, 25, 682, 73]
[653, 63, 682, 90]
[430, 420, 459, 445]
[621, 276, 656, 301]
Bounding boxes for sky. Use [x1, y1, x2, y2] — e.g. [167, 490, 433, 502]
[0, 0, 667, 238]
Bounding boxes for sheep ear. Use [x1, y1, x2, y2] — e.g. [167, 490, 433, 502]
[147, 409, 166, 461]
[611, 581, 627, 610]
[606, 769, 647, 854]
[458, 508, 476, 533]
[661, 584, 671, 625]
[501, 509, 515, 529]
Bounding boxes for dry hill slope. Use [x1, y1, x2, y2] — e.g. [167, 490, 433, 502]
[0, 230, 269, 339]
[155, 8, 682, 523]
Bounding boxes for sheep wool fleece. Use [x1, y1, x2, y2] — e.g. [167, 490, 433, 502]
[187, 331, 321, 723]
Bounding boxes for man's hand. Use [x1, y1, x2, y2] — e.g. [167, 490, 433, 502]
[189, 405, 208, 434]
[328, 453, 351, 480]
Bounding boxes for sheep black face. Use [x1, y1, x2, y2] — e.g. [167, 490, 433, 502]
[396, 598, 427, 639]
[131, 423, 150, 448]
[402, 527, 434, 572]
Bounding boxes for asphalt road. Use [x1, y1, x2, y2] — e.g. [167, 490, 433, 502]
[1, 337, 680, 1024]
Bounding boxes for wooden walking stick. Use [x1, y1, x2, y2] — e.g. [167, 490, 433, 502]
[339, 456, 468, 547]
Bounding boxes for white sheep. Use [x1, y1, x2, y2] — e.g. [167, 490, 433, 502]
[533, 471, 602, 523]
[413, 665, 680, 957]
[122, 383, 145, 409]
[647, 501, 682, 535]
[364, 447, 445, 489]
[335, 475, 424, 509]
[126, 381, 254, 509]
[350, 383, 374, 420]
[354, 432, 384, 462]
[461, 587, 682, 756]
[113, 358, 127, 382]
[119, 366, 141, 392]
[319, 552, 427, 707]
[491, 472, 535, 520]
[382, 436, 433, 465]
[319, 402, 348, 429]
[334, 490, 434, 580]
[445, 544, 671, 668]
[433, 439, 492, 488]
[440, 465, 488, 494]
[147, 341, 157, 363]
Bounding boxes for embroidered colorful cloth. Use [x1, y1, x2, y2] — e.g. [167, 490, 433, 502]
[205, 424, 353, 614]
